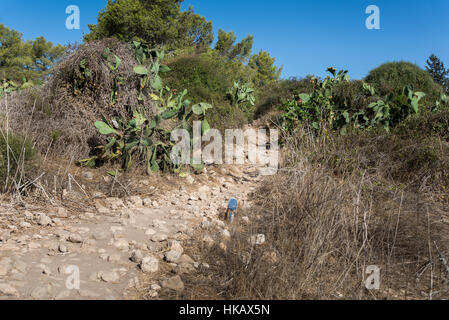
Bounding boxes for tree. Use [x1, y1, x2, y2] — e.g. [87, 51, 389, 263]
[426, 54, 449, 91]
[230, 35, 254, 63]
[0, 24, 65, 83]
[248, 50, 283, 87]
[86, 1, 281, 91]
[0, 24, 29, 78]
[214, 29, 253, 62]
[177, 6, 214, 51]
[85, 0, 213, 51]
[214, 30, 236, 58]
[31, 37, 66, 74]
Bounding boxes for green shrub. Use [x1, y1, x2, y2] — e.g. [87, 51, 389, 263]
[0, 132, 37, 191]
[254, 77, 315, 119]
[206, 104, 248, 133]
[331, 80, 379, 113]
[395, 108, 449, 140]
[162, 54, 250, 130]
[365, 61, 444, 108]
[226, 81, 256, 120]
[162, 55, 233, 107]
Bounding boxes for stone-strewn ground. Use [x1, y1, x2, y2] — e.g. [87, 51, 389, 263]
[0, 160, 264, 299]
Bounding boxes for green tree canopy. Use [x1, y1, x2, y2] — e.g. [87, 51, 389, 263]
[85, 0, 213, 51]
[248, 50, 283, 87]
[214, 29, 236, 57]
[85, 1, 281, 91]
[214, 29, 254, 62]
[177, 6, 214, 51]
[426, 54, 448, 92]
[0, 24, 65, 83]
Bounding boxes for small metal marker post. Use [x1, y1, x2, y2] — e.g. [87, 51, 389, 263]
[225, 198, 238, 222]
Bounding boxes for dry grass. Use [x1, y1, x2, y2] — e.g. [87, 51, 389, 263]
[179, 126, 449, 300]
[0, 91, 40, 197]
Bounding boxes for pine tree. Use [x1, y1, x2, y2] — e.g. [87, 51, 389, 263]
[85, 0, 214, 51]
[214, 29, 254, 63]
[248, 50, 283, 87]
[0, 24, 65, 83]
[425, 54, 449, 91]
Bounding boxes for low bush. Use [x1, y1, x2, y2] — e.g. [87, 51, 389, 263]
[162, 54, 233, 107]
[254, 77, 315, 119]
[311, 128, 449, 192]
[205, 104, 248, 132]
[366, 61, 444, 108]
[331, 79, 379, 113]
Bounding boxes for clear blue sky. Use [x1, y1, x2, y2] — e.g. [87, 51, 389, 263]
[0, 0, 448, 79]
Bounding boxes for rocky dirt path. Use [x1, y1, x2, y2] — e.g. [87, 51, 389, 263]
[0, 155, 266, 299]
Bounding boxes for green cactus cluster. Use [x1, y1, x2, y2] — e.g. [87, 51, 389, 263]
[0, 78, 33, 97]
[0, 79, 17, 97]
[132, 41, 170, 103]
[78, 110, 173, 174]
[79, 98, 213, 173]
[280, 68, 427, 134]
[434, 92, 449, 112]
[226, 81, 256, 116]
[79, 44, 213, 174]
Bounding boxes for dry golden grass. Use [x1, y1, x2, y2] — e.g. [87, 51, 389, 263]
[178, 126, 449, 300]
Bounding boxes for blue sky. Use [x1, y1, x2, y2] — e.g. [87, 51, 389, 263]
[0, 0, 448, 79]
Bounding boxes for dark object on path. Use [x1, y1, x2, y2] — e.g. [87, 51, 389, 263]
[225, 198, 238, 222]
